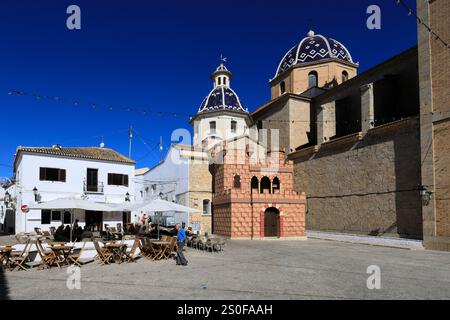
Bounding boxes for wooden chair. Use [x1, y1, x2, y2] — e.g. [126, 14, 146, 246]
[93, 240, 113, 265]
[35, 239, 57, 269]
[163, 236, 177, 259]
[9, 240, 32, 271]
[144, 238, 160, 261]
[124, 240, 140, 263]
[68, 241, 94, 267]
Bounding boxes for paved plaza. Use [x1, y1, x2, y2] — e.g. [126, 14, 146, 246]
[1, 239, 450, 300]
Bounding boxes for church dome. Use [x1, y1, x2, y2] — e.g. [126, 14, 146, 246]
[275, 30, 355, 77]
[197, 63, 248, 114]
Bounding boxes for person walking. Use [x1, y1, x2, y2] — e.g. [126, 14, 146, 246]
[175, 223, 188, 266]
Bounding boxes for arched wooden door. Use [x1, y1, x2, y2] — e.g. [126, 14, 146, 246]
[264, 207, 280, 238]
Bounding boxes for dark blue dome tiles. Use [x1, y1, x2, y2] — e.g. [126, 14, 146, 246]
[198, 87, 247, 113]
[276, 32, 354, 76]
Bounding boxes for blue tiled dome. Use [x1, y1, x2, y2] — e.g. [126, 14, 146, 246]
[198, 86, 246, 113]
[275, 30, 355, 76]
[197, 64, 248, 114]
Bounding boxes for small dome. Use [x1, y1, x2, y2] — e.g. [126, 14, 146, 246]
[275, 30, 355, 77]
[198, 86, 246, 113]
[197, 64, 248, 114]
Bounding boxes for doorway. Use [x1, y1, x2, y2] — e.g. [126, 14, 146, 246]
[264, 207, 280, 238]
[86, 168, 99, 192]
[85, 211, 103, 231]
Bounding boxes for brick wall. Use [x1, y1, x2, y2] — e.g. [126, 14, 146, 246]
[211, 148, 306, 239]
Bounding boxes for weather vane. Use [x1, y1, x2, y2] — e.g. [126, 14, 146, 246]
[220, 54, 227, 64]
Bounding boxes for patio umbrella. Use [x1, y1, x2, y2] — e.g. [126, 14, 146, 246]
[30, 197, 121, 242]
[123, 198, 201, 239]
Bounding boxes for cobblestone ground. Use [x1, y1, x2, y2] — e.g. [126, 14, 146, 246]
[1, 239, 450, 300]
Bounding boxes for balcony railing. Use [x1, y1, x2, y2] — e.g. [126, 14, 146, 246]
[83, 181, 104, 194]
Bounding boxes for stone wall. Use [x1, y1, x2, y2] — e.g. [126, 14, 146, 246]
[188, 161, 213, 234]
[290, 118, 423, 239]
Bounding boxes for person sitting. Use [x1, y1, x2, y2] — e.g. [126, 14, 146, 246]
[54, 224, 69, 242]
[139, 225, 149, 237]
[186, 227, 194, 236]
[81, 226, 93, 240]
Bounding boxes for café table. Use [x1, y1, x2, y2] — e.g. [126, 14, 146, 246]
[50, 245, 74, 268]
[105, 243, 128, 263]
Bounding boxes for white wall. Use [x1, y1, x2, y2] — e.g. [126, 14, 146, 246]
[194, 115, 249, 149]
[14, 152, 135, 233]
[133, 147, 189, 221]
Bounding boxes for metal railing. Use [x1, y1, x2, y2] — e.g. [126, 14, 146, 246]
[83, 181, 104, 193]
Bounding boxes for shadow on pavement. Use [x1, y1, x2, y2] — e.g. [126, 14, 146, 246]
[0, 267, 9, 300]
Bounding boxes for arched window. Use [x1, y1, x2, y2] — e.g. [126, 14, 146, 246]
[209, 121, 216, 134]
[272, 177, 280, 194]
[280, 81, 286, 94]
[231, 120, 237, 133]
[260, 176, 271, 194]
[233, 175, 241, 188]
[218, 77, 222, 85]
[308, 71, 318, 88]
[203, 199, 211, 215]
[251, 177, 259, 192]
[342, 71, 349, 83]
[223, 77, 227, 86]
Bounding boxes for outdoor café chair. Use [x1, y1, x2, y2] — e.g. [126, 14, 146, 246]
[9, 240, 33, 271]
[93, 240, 114, 265]
[163, 236, 177, 259]
[68, 241, 94, 267]
[35, 239, 57, 269]
[144, 238, 161, 261]
[124, 239, 140, 263]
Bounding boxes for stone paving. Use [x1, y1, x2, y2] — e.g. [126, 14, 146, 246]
[1, 239, 449, 300]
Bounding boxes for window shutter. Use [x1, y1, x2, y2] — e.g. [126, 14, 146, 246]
[59, 169, 66, 182]
[40, 168, 45, 181]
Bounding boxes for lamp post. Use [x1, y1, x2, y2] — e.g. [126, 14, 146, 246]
[4, 191, 10, 208]
[33, 187, 39, 202]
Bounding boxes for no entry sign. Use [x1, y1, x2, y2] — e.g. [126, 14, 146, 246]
[21, 205, 30, 213]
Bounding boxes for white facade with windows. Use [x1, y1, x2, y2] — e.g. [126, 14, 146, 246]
[11, 147, 135, 234]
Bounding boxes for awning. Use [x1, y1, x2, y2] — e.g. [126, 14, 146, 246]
[30, 197, 120, 212]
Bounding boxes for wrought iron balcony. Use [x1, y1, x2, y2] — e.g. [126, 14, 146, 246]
[83, 181, 104, 194]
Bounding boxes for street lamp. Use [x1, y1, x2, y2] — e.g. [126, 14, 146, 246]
[33, 187, 39, 202]
[125, 192, 131, 202]
[4, 191, 10, 208]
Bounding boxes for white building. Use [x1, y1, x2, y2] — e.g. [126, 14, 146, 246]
[11, 146, 135, 234]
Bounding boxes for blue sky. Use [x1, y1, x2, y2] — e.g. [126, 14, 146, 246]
[0, 0, 418, 178]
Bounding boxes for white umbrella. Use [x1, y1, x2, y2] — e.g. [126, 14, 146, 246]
[30, 197, 118, 212]
[126, 198, 200, 240]
[30, 197, 122, 242]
